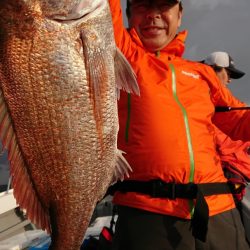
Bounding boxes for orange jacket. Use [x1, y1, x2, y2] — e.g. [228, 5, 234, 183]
[109, 0, 250, 219]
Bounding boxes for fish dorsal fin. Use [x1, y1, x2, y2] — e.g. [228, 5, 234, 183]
[0, 88, 51, 233]
[115, 48, 140, 99]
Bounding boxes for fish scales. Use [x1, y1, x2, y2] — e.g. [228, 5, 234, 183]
[0, 0, 139, 249]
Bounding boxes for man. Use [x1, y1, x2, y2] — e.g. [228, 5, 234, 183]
[202, 51, 245, 86]
[202, 51, 249, 217]
[108, 0, 250, 249]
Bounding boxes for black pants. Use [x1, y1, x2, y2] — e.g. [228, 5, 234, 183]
[112, 206, 250, 250]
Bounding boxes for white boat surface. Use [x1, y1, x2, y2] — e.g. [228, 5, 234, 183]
[0, 189, 36, 245]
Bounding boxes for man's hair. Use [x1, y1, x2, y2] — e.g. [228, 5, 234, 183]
[126, 1, 183, 19]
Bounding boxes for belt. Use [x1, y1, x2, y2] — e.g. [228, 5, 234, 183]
[107, 180, 234, 242]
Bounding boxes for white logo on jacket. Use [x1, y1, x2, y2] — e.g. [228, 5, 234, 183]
[181, 70, 200, 79]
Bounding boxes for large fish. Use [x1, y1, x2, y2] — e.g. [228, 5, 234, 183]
[0, 0, 139, 249]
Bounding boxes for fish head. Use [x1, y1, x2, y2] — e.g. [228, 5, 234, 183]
[38, 0, 106, 20]
[0, 0, 106, 20]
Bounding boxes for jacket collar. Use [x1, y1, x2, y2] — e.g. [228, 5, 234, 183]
[129, 29, 188, 57]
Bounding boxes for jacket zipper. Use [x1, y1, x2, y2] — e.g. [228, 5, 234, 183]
[169, 63, 195, 215]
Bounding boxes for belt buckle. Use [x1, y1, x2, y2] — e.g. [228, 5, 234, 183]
[152, 180, 176, 199]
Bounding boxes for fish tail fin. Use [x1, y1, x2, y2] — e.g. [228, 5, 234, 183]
[0, 88, 51, 233]
[115, 48, 140, 98]
[112, 149, 132, 183]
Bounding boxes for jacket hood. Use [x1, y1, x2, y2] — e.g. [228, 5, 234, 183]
[129, 28, 188, 57]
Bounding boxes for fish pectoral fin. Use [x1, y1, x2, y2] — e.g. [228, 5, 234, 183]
[80, 29, 108, 145]
[112, 149, 133, 183]
[80, 29, 107, 120]
[0, 88, 50, 233]
[115, 48, 140, 98]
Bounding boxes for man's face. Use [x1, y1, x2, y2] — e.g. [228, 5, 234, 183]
[215, 67, 231, 86]
[128, 0, 183, 52]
